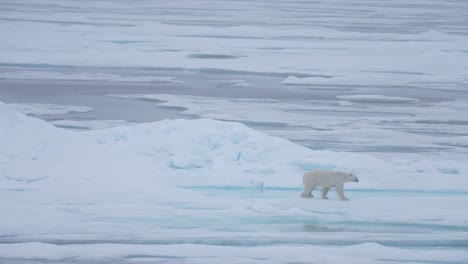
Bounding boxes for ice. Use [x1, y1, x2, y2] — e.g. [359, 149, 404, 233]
[1, 0, 468, 262]
[110, 94, 468, 160]
[187, 53, 243, 59]
[7, 103, 93, 115]
[0, 242, 467, 264]
[336, 95, 420, 104]
[50, 119, 132, 130]
[282, 76, 335, 86]
[4, 103, 129, 131]
[210, 79, 252, 88]
[1, 0, 467, 89]
[0, 70, 184, 84]
[282, 75, 468, 91]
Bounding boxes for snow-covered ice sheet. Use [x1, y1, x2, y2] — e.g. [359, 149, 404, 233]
[1, 102, 468, 263]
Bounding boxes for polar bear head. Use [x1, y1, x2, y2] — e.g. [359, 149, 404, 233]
[347, 173, 359, 182]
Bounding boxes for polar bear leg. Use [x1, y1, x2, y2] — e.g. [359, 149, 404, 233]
[301, 184, 317, 198]
[321, 187, 330, 199]
[335, 184, 348, 201]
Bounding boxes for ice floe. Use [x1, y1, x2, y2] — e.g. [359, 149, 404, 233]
[50, 119, 132, 130]
[0, 71, 184, 84]
[7, 103, 93, 115]
[336, 95, 420, 104]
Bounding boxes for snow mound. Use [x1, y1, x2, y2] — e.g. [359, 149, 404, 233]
[83, 118, 320, 187]
[0, 101, 329, 203]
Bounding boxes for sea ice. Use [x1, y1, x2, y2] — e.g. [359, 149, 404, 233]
[1, 0, 467, 90]
[0, 71, 185, 84]
[336, 95, 420, 104]
[50, 119, 132, 130]
[7, 103, 93, 116]
[1, 0, 468, 262]
[210, 79, 252, 88]
[109, 93, 468, 160]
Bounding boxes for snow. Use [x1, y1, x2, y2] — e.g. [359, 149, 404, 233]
[1, 101, 468, 263]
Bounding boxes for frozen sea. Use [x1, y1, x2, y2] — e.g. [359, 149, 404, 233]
[1, 1, 468, 263]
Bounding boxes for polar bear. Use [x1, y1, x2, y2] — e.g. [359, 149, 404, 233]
[300, 170, 359, 201]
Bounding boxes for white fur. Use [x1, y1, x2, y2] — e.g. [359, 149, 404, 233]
[300, 170, 359, 201]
